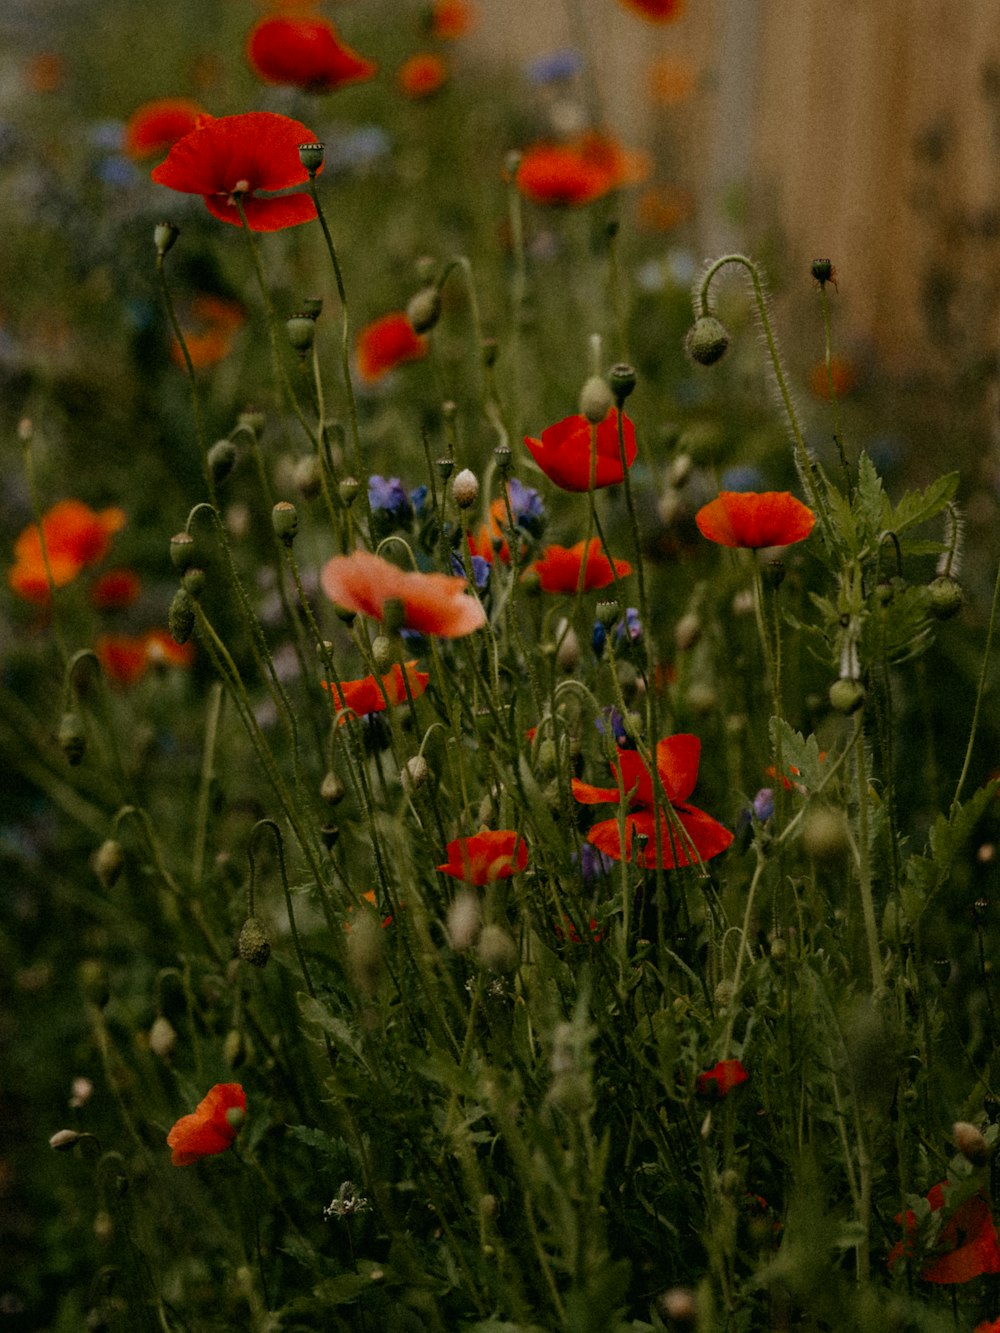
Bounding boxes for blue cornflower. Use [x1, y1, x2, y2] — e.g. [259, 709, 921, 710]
[526, 49, 584, 84]
[368, 475, 413, 526]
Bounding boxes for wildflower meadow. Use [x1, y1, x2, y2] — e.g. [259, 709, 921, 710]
[6, 3, 1000, 1330]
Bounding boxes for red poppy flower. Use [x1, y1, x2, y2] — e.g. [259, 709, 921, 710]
[516, 132, 650, 207]
[429, 0, 475, 38]
[322, 661, 430, 718]
[123, 98, 209, 161]
[975, 1321, 1000, 1332]
[619, 0, 684, 21]
[143, 629, 196, 670]
[572, 734, 733, 869]
[356, 312, 428, 382]
[525, 410, 637, 492]
[167, 1083, 246, 1166]
[10, 500, 126, 604]
[467, 487, 533, 564]
[695, 491, 816, 550]
[397, 52, 448, 98]
[97, 630, 195, 686]
[90, 568, 142, 610]
[321, 550, 486, 639]
[696, 1059, 748, 1098]
[438, 831, 528, 885]
[151, 111, 319, 231]
[530, 540, 631, 594]
[171, 294, 245, 369]
[889, 1182, 1000, 1283]
[246, 15, 377, 91]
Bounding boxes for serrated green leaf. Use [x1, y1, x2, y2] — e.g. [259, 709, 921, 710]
[902, 779, 998, 921]
[853, 452, 885, 548]
[883, 471, 959, 536]
[298, 992, 365, 1061]
[769, 718, 825, 792]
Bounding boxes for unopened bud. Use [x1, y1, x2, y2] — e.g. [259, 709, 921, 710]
[406, 285, 442, 334]
[954, 1120, 990, 1166]
[148, 1015, 177, 1059]
[371, 634, 394, 671]
[154, 222, 179, 257]
[181, 566, 205, 598]
[452, 468, 479, 509]
[298, 141, 325, 174]
[237, 406, 265, 438]
[272, 500, 298, 545]
[675, 612, 701, 652]
[579, 374, 613, 424]
[321, 771, 346, 804]
[223, 1028, 247, 1068]
[658, 1287, 697, 1324]
[927, 575, 963, 620]
[401, 754, 430, 792]
[685, 315, 730, 367]
[49, 1129, 82, 1152]
[555, 621, 580, 672]
[669, 452, 693, 487]
[238, 917, 271, 968]
[293, 455, 322, 499]
[477, 925, 518, 973]
[829, 678, 865, 714]
[286, 315, 315, 353]
[93, 839, 125, 889]
[93, 1209, 114, 1243]
[802, 806, 850, 860]
[58, 712, 86, 766]
[168, 588, 196, 645]
[208, 438, 238, 484]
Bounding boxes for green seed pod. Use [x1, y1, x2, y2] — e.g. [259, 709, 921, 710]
[494, 442, 512, 472]
[181, 566, 205, 598]
[238, 916, 271, 968]
[286, 315, 315, 353]
[321, 824, 340, 851]
[339, 476, 360, 508]
[272, 500, 298, 546]
[829, 678, 865, 714]
[298, 141, 325, 174]
[608, 361, 637, 403]
[58, 712, 86, 766]
[811, 258, 834, 285]
[300, 296, 323, 319]
[169, 531, 196, 571]
[406, 285, 442, 334]
[927, 574, 963, 620]
[684, 316, 731, 367]
[207, 438, 238, 484]
[436, 456, 454, 481]
[168, 588, 196, 645]
[597, 599, 620, 629]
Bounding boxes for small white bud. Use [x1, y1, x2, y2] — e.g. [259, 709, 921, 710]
[452, 469, 479, 509]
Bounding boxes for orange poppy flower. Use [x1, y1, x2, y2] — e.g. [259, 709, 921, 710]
[516, 131, 650, 207]
[619, 0, 684, 21]
[143, 629, 196, 670]
[572, 734, 733, 869]
[123, 99, 208, 161]
[889, 1182, 1000, 1283]
[397, 52, 448, 98]
[321, 550, 485, 639]
[695, 492, 815, 550]
[322, 661, 430, 718]
[530, 540, 631, 594]
[356, 312, 428, 383]
[167, 1083, 246, 1166]
[525, 409, 637, 492]
[975, 1321, 1000, 1332]
[636, 184, 694, 233]
[152, 111, 319, 231]
[10, 500, 126, 604]
[246, 15, 377, 91]
[171, 294, 246, 369]
[808, 354, 856, 400]
[429, 0, 475, 39]
[437, 830, 528, 885]
[696, 1059, 748, 1098]
[90, 568, 142, 610]
[97, 630, 195, 686]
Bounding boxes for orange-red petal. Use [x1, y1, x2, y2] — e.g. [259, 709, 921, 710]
[695, 491, 816, 550]
[530, 539, 631, 594]
[167, 1083, 246, 1166]
[123, 98, 207, 161]
[437, 830, 528, 885]
[356, 313, 428, 382]
[320, 550, 485, 639]
[525, 410, 636, 492]
[397, 52, 448, 97]
[246, 15, 377, 91]
[323, 661, 430, 716]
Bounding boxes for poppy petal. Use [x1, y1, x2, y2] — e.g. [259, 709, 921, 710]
[695, 491, 815, 550]
[203, 191, 317, 231]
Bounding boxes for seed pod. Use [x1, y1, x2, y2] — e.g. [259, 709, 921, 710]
[238, 917, 271, 968]
[829, 678, 865, 714]
[181, 566, 205, 598]
[169, 531, 196, 571]
[298, 141, 325, 174]
[272, 501, 298, 546]
[154, 222, 179, 257]
[953, 1120, 990, 1166]
[286, 315, 315, 353]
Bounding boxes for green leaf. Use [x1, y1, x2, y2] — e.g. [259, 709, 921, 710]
[769, 718, 826, 792]
[298, 993, 365, 1062]
[901, 779, 998, 921]
[882, 471, 959, 537]
[853, 452, 885, 548]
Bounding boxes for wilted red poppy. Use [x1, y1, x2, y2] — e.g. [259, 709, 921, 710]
[695, 492, 815, 550]
[696, 1059, 748, 1098]
[889, 1182, 1000, 1283]
[123, 99, 208, 161]
[10, 500, 126, 604]
[553, 915, 605, 944]
[516, 131, 650, 207]
[171, 294, 246, 369]
[322, 661, 430, 718]
[572, 734, 733, 869]
[90, 567, 141, 610]
[429, 0, 475, 38]
[246, 15, 376, 91]
[356, 312, 428, 383]
[530, 540, 631, 594]
[525, 410, 637, 492]
[397, 52, 448, 97]
[167, 1083, 246, 1166]
[151, 111, 319, 231]
[438, 830, 528, 885]
[321, 550, 486, 639]
[619, 0, 684, 21]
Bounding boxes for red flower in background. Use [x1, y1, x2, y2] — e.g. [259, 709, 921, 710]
[171, 295, 245, 369]
[696, 1059, 748, 1098]
[246, 15, 377, 91]
[695, 491, 815, 550]
[167, 1083, 246, 1166]
[151, 112, 319, 231]
[530, 540, 631, 594]
[322, 661, 430, 718]
[356, 312, 428, 382]
[124, 99, 209, 161]
[90, 568, 141, 610]
[525, 410, 636, 491]
[572, 734, 733, 869]
[438, 831, 528, 885]
[321, 550, 485, 639]
[619, 0, 684, 21]
[397, 53, 448, 98]
[516, 131, 651, 207]
[429, 0, 475, 38]
[889, 1182, 1000, 1283]
[96, 631, 195, 686]
[10, 500, 125, 604]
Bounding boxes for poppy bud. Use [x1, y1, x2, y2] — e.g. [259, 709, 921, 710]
[494, 442, 512, 472]
[92, 839, 125, 889]
[669, 452, 693, 488]
[149, 1015, 177, 1059]
[286, 315, 315, 353]
[237, 405, 266, 439]
[578, 374, 613, 424]
[372, 634, 394, 671]
[657, 1287, 697, 1324]
[452, 468, 479, 509]
[608, 362, 637, 404]
[93, 1210, 114, 1243]
[829, 678, 864, 714]
[321, 770, 346, 805]
[238, 916, 271, 968]
[301, 296, 323, 319]
[927, 574, 963, 620]
[49, 1129, 82, 1152]
[953, 1120, 990, 1166]
[298, 141, 325, 174]
[168, 588, 196, 645]
[181, 566, 205, 598]
[339, 476, 360, 508]
[684, 316, 730, 367]
[536, 739, 557, 776]
[294, 455, 322, 500]
[406, 285, 442, 334]
[169, 531, 196, 571]
[272, 500, 298, 546]
[675, 612, 701, 652]
[154, 222, 179, 257]
[58, 712, 86, 766]
[208, 438, 238, 484]
[401, 754, 430, 792]
[556, 622, 580, 672]
[223, 1028, 247, 1069]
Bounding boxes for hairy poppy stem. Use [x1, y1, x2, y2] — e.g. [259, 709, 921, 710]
[819, 284, 853, 498]
[155, 252, 215, 505]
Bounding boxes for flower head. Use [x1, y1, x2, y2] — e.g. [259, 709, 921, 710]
[97, 631, 195, 686]
[696, 1059, 748, 1098]
[530, 540, 631, 594]
[572, 734, 733, 868]
[151, 111, 319, 231]
[525, 409, 637, 491]
[90, 567, 142, 610]
[397, 53, 448, 98]
[322, 661, 429, 719]
[123, 98, 208, 161]
[10, 500, 125, 604]
[438, 831, 528, 885]
[246, 16, 377, 92]
[321, 550, 485, 638]
[695, 491, 816, 550]
[889, 1182, 1000, 1283]
[429, 0, 475, 38]
[167, 1083, 246, 1166]
[516, 131, 650, 207]
[171, 294, 245, 368]
[368, 475, 414, 527]
[619, 0, 685, 20]
[356, 312, 428, 383]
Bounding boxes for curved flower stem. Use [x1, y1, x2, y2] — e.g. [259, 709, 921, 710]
[249, 819, 316, 998]
[156, 251, 215, 504]
[953, 546, 1000, 810]
[192, 682, 223, 890]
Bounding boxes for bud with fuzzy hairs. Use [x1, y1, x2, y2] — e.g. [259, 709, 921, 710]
[578, 374, 613, 424]
[446, 891, 481, 950]
[149, 1015, 177, 1059]
[238, 917, 271, 968]
[684, 315, 731, 366]
[452, 468, 479, 509]
[953, 1120, 990, 1166]
[406, 285, 442, 334]
[92, 839, 125, 889]
[401, 754, 430, 792]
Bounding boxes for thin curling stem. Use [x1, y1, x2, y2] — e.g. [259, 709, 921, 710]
[156, 252, 215, 504]
[249, 820, 316, 997]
